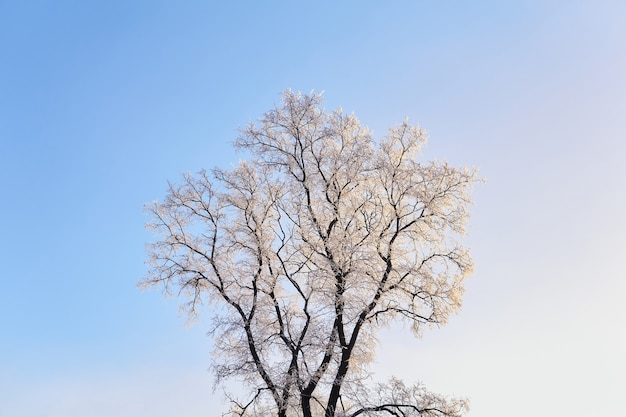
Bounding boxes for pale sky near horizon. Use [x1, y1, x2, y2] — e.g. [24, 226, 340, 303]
[1, 1, 625, 416]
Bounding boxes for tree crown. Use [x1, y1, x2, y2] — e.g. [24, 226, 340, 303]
[142, 91, 477, 417]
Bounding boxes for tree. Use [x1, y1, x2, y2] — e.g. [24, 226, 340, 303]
[142, 91, 478, 417]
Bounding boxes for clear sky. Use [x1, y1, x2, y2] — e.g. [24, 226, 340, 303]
[1, 1, 624, 416]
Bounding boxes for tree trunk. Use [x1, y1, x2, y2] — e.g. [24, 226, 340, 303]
[325, 354, 350, 417]
[301, 394, 313, 417]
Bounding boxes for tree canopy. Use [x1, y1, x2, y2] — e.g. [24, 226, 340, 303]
[142, 91, 478, 417]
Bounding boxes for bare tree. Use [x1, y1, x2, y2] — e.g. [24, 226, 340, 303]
[141, 91, 478, 417]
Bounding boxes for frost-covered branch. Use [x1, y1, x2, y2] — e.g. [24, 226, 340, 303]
[345, 378, 469, 417]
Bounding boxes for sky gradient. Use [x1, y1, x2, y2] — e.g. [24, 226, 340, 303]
[1, 1, 625, 416]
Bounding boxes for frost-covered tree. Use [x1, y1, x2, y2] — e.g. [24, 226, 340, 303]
[141, 91, 478, 417]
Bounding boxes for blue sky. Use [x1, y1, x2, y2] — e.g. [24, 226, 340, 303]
[1, 1, 625, 416]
